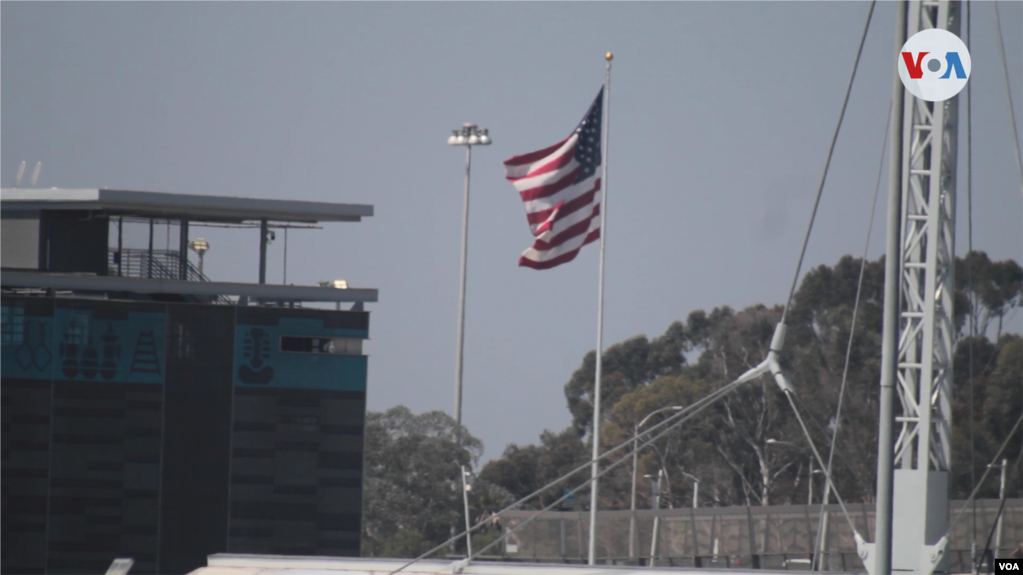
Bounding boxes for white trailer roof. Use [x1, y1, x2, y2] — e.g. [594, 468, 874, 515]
[187, 554, 847, 575]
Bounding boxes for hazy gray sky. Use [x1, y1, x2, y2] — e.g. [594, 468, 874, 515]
[3, 1, 1021, 463]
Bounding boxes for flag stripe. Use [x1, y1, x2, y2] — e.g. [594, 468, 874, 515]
[525, 179, 599, 225]
[510, 158, 578, 195]
[518, 230, 600, 269]
[506, 145, 578, 183]
[517, 166, 582, 202]
[503, 136, 572, 169]
[530, 204, 600, 251]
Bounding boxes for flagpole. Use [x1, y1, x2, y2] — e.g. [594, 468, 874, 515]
[588, 51, 612, 567]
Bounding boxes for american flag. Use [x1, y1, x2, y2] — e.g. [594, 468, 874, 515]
[504, 88, 604, 270]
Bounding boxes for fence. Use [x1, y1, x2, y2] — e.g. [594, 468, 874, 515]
[497, 499, 1022, 571]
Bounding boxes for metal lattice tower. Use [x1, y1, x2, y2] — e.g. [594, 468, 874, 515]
[892, 1, 959, 573]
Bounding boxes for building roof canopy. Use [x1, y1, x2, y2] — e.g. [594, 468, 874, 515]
[0, 188, 373, 224]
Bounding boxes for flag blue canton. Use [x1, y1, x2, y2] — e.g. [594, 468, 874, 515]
[573, 88, 603, 184]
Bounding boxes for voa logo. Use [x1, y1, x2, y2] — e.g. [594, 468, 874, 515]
[898, 28, 971, 102]
[996, 559, 1023, 574]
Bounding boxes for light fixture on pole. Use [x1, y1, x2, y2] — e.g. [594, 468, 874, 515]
[769, 438, 831, 569]
[628, 405, 683, 559]
[680, 471, 701, 509]
[448, 122, 489, 561]
[447, 122, 490, 428]
[188, 238, 210, 276]
[646, 469, 665, 567]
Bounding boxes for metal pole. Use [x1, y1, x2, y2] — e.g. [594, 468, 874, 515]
[179, 219, 189, 280]
[817, 473, 832, 572]
[117, 217, 123, 277]
[650, 469, 662, 567]
[588, 51, 612, 568]
[994, 459, 1006, 556]
[630, 431, 639, 558]
[461, 465, 473, 558]
[454, 144, 471, 426]
[629, 406, 682, 559]
[147, 218, 154, 279]
[693, 480, 698, 509]
[875, 4, 907, 574]
[259, 219, 268, 285]
[809, 456, 815, 505]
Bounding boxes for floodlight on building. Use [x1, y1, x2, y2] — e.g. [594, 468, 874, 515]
[189, 238, 210, 276]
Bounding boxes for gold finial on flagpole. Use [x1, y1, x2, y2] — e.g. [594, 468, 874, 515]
[605, 52, 613, 61]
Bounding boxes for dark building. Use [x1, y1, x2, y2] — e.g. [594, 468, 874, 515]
[1, 188, 377, 574]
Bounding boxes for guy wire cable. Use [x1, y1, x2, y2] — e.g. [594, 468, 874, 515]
[780, 0, 876, 325]
[789, 390, 872, 500]
[966, 1, 978, 569]
[812, 99, 892, 570]
[975, 449, 1023, 573]
[456, 377, 752, 570]
[394, 2, 879, 569]
[783, 390, 859, 536]
[992, 1, 1023, 197]
[387, 377, 746, 574]
[949, 412, 1023, 533]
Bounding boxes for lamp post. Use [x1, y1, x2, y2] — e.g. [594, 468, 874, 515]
[987, 459, 1008, 559]
[768, 438, 829, 571]
[680, 471, 701, 509]
[766, 439, 824, 505]
[647, 469, 665, 567]
[629, 405, 684, 559]
[447, 123, 491, 428]
[448, 123, 489, 560]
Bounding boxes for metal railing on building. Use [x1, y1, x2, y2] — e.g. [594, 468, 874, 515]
[108, 249, 231, 305]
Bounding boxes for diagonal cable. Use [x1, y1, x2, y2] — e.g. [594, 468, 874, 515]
[460, 377, 750, 567]
[387, 375, 752, 574]
[992, 1, 1023, 197]
[812, 100, 891, 570]
[780, 0, 877, 324]
[784, 390, 859, 536]
[949, 405, 1023, 532]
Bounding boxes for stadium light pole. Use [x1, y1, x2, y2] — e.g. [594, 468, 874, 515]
[629, 405, 683, 559]
[448, 123, 490, 559]
[447, 123, 491, 428]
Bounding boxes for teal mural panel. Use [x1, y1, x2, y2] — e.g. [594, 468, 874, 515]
[52, 308, 166, 384]
[234, 317, 367, 391]
[1, 303, 54, 381]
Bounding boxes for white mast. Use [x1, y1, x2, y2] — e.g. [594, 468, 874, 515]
[870, 2, 960, 575]
[587, 51, 613, 567]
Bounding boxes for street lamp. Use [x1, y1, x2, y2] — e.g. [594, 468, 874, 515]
[766, 438, 821, 505]
[629, 405, 684, 559]
[448, 122, 491, 428]
[680, 471, 701, 509]
[767, 438, 831, 571]
[646, 469, 665, 567]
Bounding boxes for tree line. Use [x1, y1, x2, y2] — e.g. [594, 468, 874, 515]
[361, 251, 1022, 556]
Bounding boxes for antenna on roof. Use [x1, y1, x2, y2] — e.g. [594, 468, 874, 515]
[29, 162, 42, 187]
[14, 161, 26, 187]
